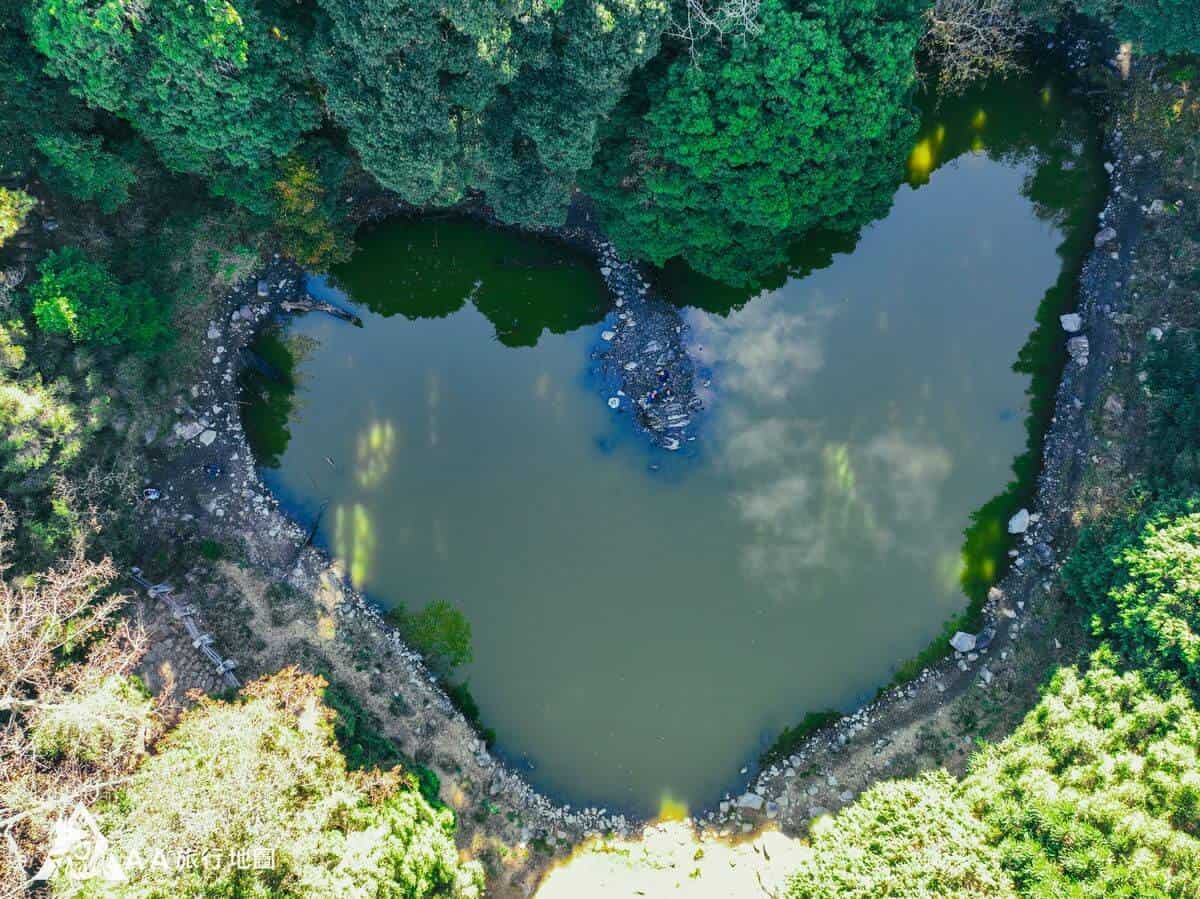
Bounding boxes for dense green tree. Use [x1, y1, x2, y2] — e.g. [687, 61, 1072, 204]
[0, 320, 88, 500]
[1063, 496, 1200, 691]
[0, 4, 95, 182]
[474, 0, 669, 224]
[788, 773, 1015, 897]
[27, 0, 318, 195]
[30, 248, 169, 351]
[1077, 0, 1200, 55]
[583, 0, 927, 288]
[311, 0, 519, 210]
[312, 0, 667, 225]
[35, 133, 135, 214]
[77, 669, 484, 898]
[966, 656, 1200, 897]
[272, 154, 353, 270]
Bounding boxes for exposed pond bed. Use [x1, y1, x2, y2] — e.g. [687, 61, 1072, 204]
[242, 70, 1105, 816]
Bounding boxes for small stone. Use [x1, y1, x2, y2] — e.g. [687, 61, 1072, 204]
[1067, 336, 1089, 366]
[1008, 508, 1030, 534]
[601, 330, 615, 341]
[1059, 313, 1082, 333]
[257, 279, 270, 297]
[607, 397, 620, 409]
[1149, 326, 1164, 341]
[206, 325, 221, 340]
[1033, 542, 1055, 567]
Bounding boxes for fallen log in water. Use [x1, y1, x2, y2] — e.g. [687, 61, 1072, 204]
[280, 295, 363, 326]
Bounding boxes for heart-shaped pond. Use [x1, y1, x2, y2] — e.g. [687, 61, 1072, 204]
[243, 72, 1103, 815]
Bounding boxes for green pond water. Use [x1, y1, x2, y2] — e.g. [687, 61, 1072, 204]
[244, 72, 1104, 815]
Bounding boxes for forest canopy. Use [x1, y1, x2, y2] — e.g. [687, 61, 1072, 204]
[584, 0, 929, 288]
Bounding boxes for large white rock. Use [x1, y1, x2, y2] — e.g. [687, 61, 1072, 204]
[1060, 313, 1082, 333]
[1008, 508, 1031, 534]
[175, 420, 204, 442]
[950, 631, 977, 653]
[735, 793, 765, 812]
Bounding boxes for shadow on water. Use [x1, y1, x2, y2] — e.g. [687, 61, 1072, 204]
[324, 218, 608, 347]
[239, 329, 303, 470]
[906, 66, 1108, 674]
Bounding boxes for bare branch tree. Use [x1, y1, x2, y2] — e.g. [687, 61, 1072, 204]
[0, 505, 158, 893]
[923, 0, 1032, 92]
[668, 0, 762, 58]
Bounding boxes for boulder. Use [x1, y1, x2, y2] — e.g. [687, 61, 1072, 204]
[735, 793, 765, 812]
[1033, 542, 1055, 567]
[1094, 226, 1117, 247]
[174, 420, 205, 442]
[1008, 508, 1030, 534]
[1059, 313, 1082, 333]
[950, 631, 976, 653]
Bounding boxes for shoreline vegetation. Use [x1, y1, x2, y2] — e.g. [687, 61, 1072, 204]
[2, 0, 1199, 895]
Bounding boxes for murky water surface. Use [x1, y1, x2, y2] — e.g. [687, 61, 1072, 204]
[244, 74, 1103, 814]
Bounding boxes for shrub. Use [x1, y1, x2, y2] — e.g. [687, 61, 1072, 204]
[271, 155, 352, 270]
[30, 674, 154, 766]
[390, 599, 473, 675]
[1143, 331, 1200, 486]
[29, 247, 170, 351]
[0, 187, 35, 247]
[34, 132, 135, 213]
[760, 710, 840, 768]
[1063, 496, 1200, 691]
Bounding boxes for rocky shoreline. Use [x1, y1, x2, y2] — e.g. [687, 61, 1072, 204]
[698, 105, 1151, 836]
[588, 240, 702, 452]
[132, 97, 1141, 892]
